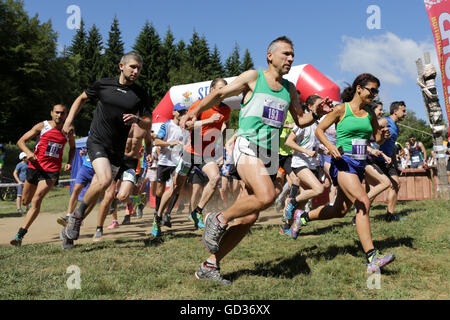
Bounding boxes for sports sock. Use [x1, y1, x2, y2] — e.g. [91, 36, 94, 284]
[300, 211, 310, 222]
[18, 227, 27, 238]
[366, 248, 376, 263]
[290, 198, 298, 208]
[194, 206, 203, 214]
[155, 196, 161, 213]
[277, 183, 290, 202]
[166, 193, 179, 216]
[289, 184, 299, 199]
[75, 202, 88, 219]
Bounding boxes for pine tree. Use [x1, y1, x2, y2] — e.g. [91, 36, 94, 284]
[161, 27, 177, 94]
[225, 43, 241, 77]
[240, 48, 254, 73]
[208, 45, 224, 79]
[133, 21, 164, 109]
[102, 16, 124, 78]
[68, 19, 87, 56]
[187, 30, 211, 79]
[85, 24, 103, 85]
[0, 0, 74, 142]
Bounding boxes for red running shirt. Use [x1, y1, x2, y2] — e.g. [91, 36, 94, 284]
[28, 121, 68, 172]
[184, 100, 231, 157]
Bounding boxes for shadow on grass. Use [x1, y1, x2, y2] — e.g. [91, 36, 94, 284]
[228, 236, 412, 281]
[300, 221, 353, 237]
[227, 251, 311, 281]
[372, 206, 420, 222]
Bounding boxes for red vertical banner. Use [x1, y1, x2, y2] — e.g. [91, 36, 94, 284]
[424, 0, 450, 122]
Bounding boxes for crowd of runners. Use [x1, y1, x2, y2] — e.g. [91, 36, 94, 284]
[9, 35, 445, 285]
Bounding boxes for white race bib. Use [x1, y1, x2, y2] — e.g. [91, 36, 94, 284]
[351, 139, 368, 160]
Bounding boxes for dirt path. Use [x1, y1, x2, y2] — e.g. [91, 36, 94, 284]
[0, 206, 283, 247]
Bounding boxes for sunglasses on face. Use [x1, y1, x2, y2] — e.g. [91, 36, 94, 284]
[362, 86, 379, 96]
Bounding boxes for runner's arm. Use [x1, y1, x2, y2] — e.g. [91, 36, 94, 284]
[315, 104, 344, 159]
[181, 70, 256, 128]
[63, 92, 90, 136]
[17, 122, 44, 161]
[64, 133, 76, 171]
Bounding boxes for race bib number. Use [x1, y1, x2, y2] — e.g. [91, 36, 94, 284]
[351, 139, 368, 160]
[411, 156, 420, 163]
[262, 99, 285, 128]
[45, 141, 63, 158]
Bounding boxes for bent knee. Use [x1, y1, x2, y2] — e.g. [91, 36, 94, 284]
[255, 193, 276, 210]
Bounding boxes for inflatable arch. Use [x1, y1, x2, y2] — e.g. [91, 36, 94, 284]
[151, 64, 341, 132]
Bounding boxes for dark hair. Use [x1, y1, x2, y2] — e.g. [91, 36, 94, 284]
[409, 133, 415, 139]
[390, 101, 405, 115]
[369, 100, 383, 111]
[266, 36, 294, 64]
[210, 78, 227, 89]
[303, 94, 322, 112]
[341, 73, 380, 103]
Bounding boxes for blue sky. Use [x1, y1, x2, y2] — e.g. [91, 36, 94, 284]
[22, 0, 448, 123]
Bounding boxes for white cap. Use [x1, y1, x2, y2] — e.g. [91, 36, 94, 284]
[19, 152, 27, 160]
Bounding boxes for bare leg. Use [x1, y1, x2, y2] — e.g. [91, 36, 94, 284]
[22, 179, 56, 229]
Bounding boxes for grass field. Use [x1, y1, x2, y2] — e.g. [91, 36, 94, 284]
[0, 187, 449, 300]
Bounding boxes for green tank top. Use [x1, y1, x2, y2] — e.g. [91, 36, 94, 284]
[279, 111, 294, 156]
[237, 70, 291, 150]
[336, 103, 373, 153]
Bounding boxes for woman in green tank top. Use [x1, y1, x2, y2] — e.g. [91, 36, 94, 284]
[292, 73, 395, 273]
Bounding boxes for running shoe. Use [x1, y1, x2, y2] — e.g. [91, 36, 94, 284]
[162, 213, 172, 228]
[189, 210, 204, 230]
[136, 204, 144, 219]
[366, 250, 395, 273]
[106, 220, 119, 229]
[92, 229, 103, 242]
[385, 213, 401, 222]
[151, 217, 161, 237]
[196, 212, 205, 230]
[279, 226, 291, 237]
[60, 230, 74, 249]
[10, 233, 23, 246]
[290, 209, 304, 240]
[282, 198, 295, 223]
[57, 215, 69, 227]
[64, 210, 83, 240]
[194, 262, 231, 285]
[17, 208, 24, 214]
[121, 215, 131, 225]
[202, 212, 228, 254]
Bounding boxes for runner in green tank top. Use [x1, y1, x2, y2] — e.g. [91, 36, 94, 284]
[180, 36, 332, 284]
[289, 73, 396, 273]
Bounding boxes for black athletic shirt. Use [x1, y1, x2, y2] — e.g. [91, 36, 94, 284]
[85, 78, 151, 156]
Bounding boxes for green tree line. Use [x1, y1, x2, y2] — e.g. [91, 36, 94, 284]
[0, 0, 254, 142]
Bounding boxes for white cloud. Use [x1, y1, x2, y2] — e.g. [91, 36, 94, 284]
[338, 32, 438, 85]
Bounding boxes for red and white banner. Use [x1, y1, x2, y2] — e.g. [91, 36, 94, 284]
[424, 0, 450, 121]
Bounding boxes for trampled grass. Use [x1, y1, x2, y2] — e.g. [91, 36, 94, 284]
[0, 192, 449, 300]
